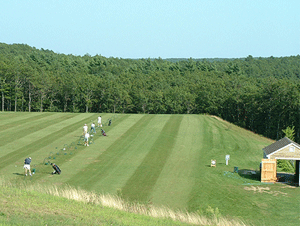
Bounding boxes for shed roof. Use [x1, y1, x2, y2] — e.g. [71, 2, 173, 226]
[263, 137, 300, 155]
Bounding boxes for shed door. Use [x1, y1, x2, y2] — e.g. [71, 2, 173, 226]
[261, 159, 277, 183]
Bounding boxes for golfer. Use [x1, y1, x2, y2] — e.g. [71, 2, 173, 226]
[51, 163, 61, 175]
[91, 122, 96, 133]
[98, 116, 102, 127]
[83, 124, 88, 135]
[24, 157, 32, 176]
[101, 129, 107, 136]
[84, 132, 90, 146]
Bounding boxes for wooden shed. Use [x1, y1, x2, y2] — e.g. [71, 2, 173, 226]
[262, 137, 300, 186]
[260, 159, 277, 183]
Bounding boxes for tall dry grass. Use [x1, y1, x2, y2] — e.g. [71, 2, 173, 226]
[1, 178, 246, 226]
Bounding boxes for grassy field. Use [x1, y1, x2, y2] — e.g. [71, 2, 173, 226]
[0, 112, 299, 225]
[0, 180, 195, 226]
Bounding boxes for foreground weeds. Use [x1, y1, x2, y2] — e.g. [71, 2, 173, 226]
[1, 179, 246, 226]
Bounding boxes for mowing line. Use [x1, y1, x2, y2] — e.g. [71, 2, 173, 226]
[186, 115, 217, 212]
[66, 114, 155, 188]
[82, 115, 170, 194]
[80, 114, 131, 145]
[0, 113, 77, 148]
[20, 114, 130, 181]
[52, 114, 136, 185]
[0, 112, 55, 128]
[0, 114, 100, 170]
[149, 115, 204, 209]
[185, 116, 263, 214]
[121, 115, 183, 203]
[0, 113, 89, 159]
[0, 112, 54, 124]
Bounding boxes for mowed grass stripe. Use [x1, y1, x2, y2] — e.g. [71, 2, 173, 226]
[0, 112, 55, 129]
[186, 116, 265, 215]
[0, 113, 90, 159]
[66, 114, 155, 188]
[0, 112, 50, 124]
[206, 116, 266, 168]
[21, 114, 130, 181]
[149, 115, 204, 210]
[186, 116, 220, 212]
[82, 115, 170, 194]
[53, 114, 142, 186]
[79, 114, 131, 146]
[121, 115, 183, 202]
[0, 114, 100, 170]
[0, 113, 77, 148]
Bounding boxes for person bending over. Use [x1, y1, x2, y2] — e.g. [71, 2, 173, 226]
[51, 163, 61, 175]
[24, 157, 32, 176]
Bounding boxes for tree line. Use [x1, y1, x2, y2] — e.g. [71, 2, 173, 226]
[1, 43, 300, 142]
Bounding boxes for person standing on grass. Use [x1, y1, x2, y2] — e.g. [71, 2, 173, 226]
[98, 116, 102, 127]
[83, 123, 88, 135]
[91, 122, 96, 133]
[24, 157, 32, 176]
[84, 132, 90, 146]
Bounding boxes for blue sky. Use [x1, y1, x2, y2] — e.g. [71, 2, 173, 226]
[1, 0, 299, 58]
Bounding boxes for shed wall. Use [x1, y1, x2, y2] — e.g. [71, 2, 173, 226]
[268, 145, 300, 159]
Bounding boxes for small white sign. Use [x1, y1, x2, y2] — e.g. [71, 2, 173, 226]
[211, 159, 216, 167]
[225, 155, 230, 165]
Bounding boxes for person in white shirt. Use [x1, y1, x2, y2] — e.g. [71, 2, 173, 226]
[83, 124, 88, 135]
[84, 132, 90, 146]
[91, 122, 96, 133]
[97, 116, 102, 127]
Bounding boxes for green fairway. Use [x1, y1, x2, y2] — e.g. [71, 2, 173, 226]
[1, 112, 299, 225]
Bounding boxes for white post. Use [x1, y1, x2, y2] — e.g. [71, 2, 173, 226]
[225, 155, 230, 165]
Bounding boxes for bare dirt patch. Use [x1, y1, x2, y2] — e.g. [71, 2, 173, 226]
[244, 186, 287, 196]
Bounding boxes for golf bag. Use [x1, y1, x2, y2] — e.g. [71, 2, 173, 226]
[101, 129, 107, 136]
[51, 163, 61, 175]
[108, 119, 112, 126]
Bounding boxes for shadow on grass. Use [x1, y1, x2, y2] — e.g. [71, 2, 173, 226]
[13, 173, 24, 176]
[277, 172, 295, 185]
[237, 169, 260, 181]
[205, 163, 225, 167]
[238, 169, 297, 186]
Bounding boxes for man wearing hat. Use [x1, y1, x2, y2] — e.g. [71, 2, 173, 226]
[24, 157, 32, 176]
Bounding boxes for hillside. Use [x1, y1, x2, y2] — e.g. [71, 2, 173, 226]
[0, 112, 299, 225]
[0, 182, 193, 226]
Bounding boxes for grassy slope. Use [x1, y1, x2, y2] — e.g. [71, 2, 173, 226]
[0, 185, 191, 226]
[0, 112, 299, 226]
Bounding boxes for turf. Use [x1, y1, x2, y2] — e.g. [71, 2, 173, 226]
[121, 115, 183, 202]
[0, 184, 191, 226]
[1, 112, 299, 225]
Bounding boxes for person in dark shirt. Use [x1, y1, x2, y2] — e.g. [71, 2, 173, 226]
[91, 122, 96, 134]
[101, 129, 107, 136]
[23, 157, 32, 176]
[51, 163, 61, 175]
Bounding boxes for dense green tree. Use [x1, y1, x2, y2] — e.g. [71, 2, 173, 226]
[1, 42, 300, 143]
